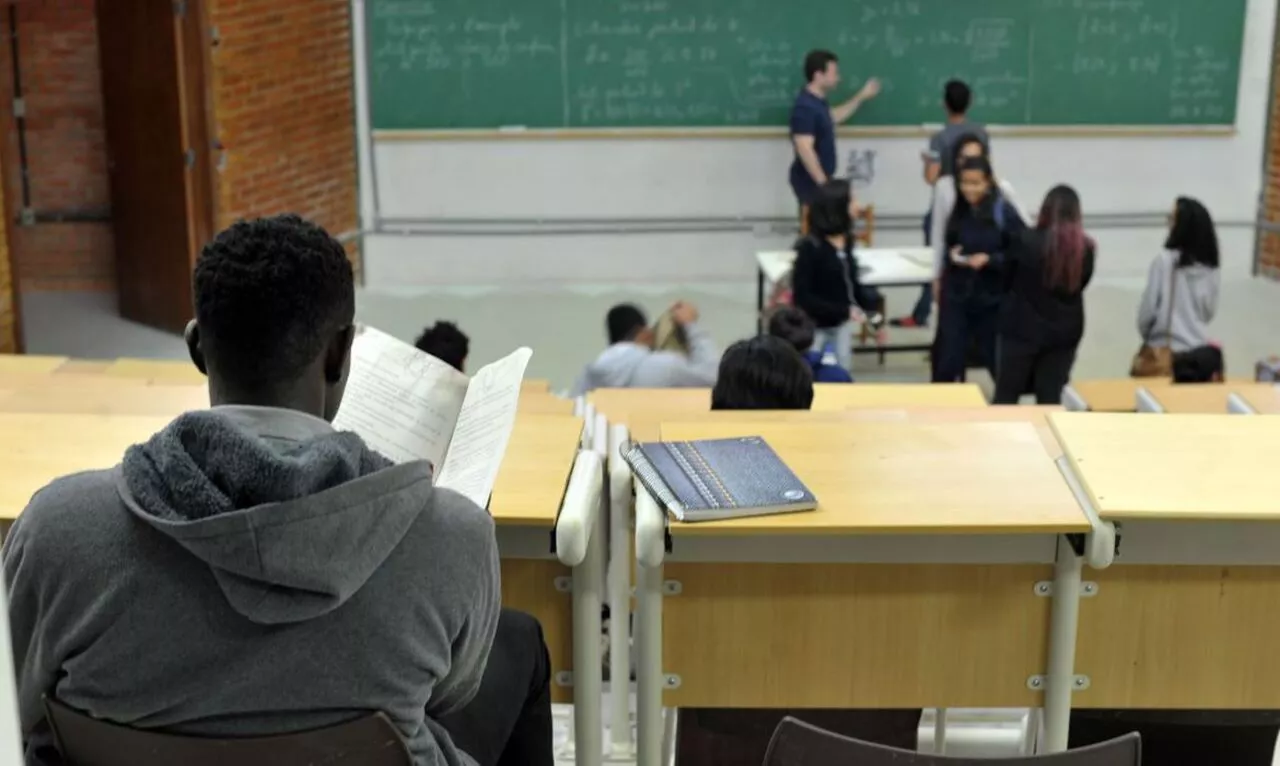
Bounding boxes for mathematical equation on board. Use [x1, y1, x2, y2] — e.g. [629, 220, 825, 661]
[368, 0, 1240, 127]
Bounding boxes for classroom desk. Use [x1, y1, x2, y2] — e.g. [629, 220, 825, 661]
[590, 383, 986, 424]
[1233, 383, 1280, 414]
[0, 413, 172, 521]
[0, 356, 68, 375]
[630, 420, 1097, 765]
[1134, 382, 1279, 414]
[1063, 379, 1157, 412]
[755, 247, 936, 357]
[101, 358, 206, 384]
[518, 391, 576, 415]
[0, 381, 208, 416]
[1051, 413, 1280, 712]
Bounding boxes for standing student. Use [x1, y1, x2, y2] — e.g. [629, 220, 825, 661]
[2, 215, 554, 766]
[711, 336, 815, 410]
[791, 179, 864, 373]
[893, 79, 990, 328]
[768, 306, 854, 383]
[789, 50, 880, 221]
[571, 301, 719, 395]
[994, 185, 1096, 404]
[927, 133, 1028, 307]
[1134, 196, 1221, 376]
[932, 156, 1026, 383]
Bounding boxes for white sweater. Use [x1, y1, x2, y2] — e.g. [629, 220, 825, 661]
[929, 177, 1029, 278]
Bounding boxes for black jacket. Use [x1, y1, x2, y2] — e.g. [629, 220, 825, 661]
[999, 229, 1096, 347]
[792, 236, 855, 329]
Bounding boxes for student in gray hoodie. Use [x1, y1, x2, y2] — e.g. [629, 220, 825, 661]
[1138, 196, 1221, 353]
[2, 215, 551, 766]
[571, 301, 719, 395]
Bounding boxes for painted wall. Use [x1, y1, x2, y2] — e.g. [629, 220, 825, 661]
[359, 0, 1276, 289]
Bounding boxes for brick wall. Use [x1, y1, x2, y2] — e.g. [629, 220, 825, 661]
[206, 0, 360, 269]
[1262, 29, 1280, 277]
[0, 1, 114, 292]
[0, 169, 15, 353]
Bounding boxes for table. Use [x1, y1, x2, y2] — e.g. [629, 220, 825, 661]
[756, 247, 936, 359]
[0, 381, 208, 416]
[1135, 382, 1278, 414]
[631, 419, 1096, 764]
[102, 358, 207, 384]
[1234, 383, 1280, 414]
[0, 356, 67, 375]
[1050, 413, 1280, 711]
[1063, 379, 1157, 413]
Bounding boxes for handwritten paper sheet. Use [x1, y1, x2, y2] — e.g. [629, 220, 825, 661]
[333, 326, 469, 469]
[437, 348, 533, 508]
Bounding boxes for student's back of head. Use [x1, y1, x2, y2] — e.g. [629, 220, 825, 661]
[415, 321, 469, 372]
[944, 79, 972, 116]
[607, 303, 649, 345]
[806, 179, 853, 241]
[191, 214, 356, 420]
[1173, 345, 1225, 383]
[767, 307, 816, 354]
[1166, 196, 1220, 270]
[711, 336, 814, 411]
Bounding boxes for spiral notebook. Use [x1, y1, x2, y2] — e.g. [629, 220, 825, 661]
[623, 436, 817, 523]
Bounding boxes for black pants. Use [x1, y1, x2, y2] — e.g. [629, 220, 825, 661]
[993, 338, 1077, 404]
[933, 291, 998, 383]
[440, 609, 554, 766]
[1071, 712, 1280, 766]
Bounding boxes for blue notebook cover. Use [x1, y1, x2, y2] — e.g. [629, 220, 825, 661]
[623, 436, 817, 522]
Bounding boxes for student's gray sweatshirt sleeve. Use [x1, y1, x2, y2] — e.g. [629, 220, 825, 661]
[424, 491, 502, 717]
[1137, 252, 1170, 341]
[931, 181, 955, 278]
[655, 322, 720, 387]
[3, 506, 66, 763]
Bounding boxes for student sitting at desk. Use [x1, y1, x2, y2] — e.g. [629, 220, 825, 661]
[572, 301, 719, 394]
[1172, 345, 1225, 383]
[711, 335, 815, 410]
[933, 156, 1026, 384]
[2, 215, 553, 766]
[767, 306, 853, 383]
[994, 185, 1095, 405]
[415, 320, 469, 372]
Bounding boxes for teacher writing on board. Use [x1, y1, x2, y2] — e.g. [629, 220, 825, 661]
[789, 49, 881, 231]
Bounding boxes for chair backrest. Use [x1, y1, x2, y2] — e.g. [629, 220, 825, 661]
[763, 717, 1140, 766]
[44, 698, 412, 766]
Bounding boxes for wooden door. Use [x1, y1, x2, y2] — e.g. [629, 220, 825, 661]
[97, 0, 213, 333]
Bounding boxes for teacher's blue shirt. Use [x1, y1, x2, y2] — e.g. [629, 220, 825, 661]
[788, 88, 836, 204]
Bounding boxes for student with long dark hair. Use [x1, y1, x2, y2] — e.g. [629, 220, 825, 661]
[1136, 197, 1221, 359]
[994, 185, 1096, 404]
[710, 336, 815, 410]
[932, 156, 1025, 383]
[792, 180, 864, 373]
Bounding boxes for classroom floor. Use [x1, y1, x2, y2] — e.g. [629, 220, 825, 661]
[20, 271, 1280, 389]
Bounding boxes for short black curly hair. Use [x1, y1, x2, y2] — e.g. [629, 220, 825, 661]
[193, 214, 354, 386]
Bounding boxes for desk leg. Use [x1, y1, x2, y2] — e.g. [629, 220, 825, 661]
[573, 502, 606, 766]
[607, 427, 634, 760]
[756, 266, 766, 335]
[635, 557, 665, 766]
[1042, 534, 1083, 753]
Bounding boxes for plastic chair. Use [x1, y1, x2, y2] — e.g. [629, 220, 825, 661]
[763, 716, 1140, 766]
[44, 698, 412, 766]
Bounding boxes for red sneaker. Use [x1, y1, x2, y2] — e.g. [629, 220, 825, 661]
[889, 316, 922, 328]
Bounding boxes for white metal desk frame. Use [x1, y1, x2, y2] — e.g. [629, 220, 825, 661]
[630, 450, 1116, 766]
[0, 584, 22, 766]
[1137, 387, 1260, 415]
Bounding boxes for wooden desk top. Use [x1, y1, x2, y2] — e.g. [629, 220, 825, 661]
[658, 420, 1087, 535]
[0, 383, 207, 417]
[521, 379, 551, 393]
[1051, 412, 1280, 521]
[102, 358, 206, 384]
[1071, 379, 1154, 412]
[489, 415, 583, 526]
[1141, 383, 1279, 414]
[518, 392, 575, 415]
[0, 413, 171, 520]
[591, 384, 986, 423]
[0, 355, 68, 374]
[1239, 384, 1280, 414]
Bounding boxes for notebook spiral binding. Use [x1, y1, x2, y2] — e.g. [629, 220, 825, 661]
[623, 445, 686, 520]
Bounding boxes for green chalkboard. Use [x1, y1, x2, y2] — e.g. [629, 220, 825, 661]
[366, 0, 1246, 130]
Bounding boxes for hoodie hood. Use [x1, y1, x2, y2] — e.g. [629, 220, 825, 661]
[119, 408, 433, 625]
[579, 342, 651, 390]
